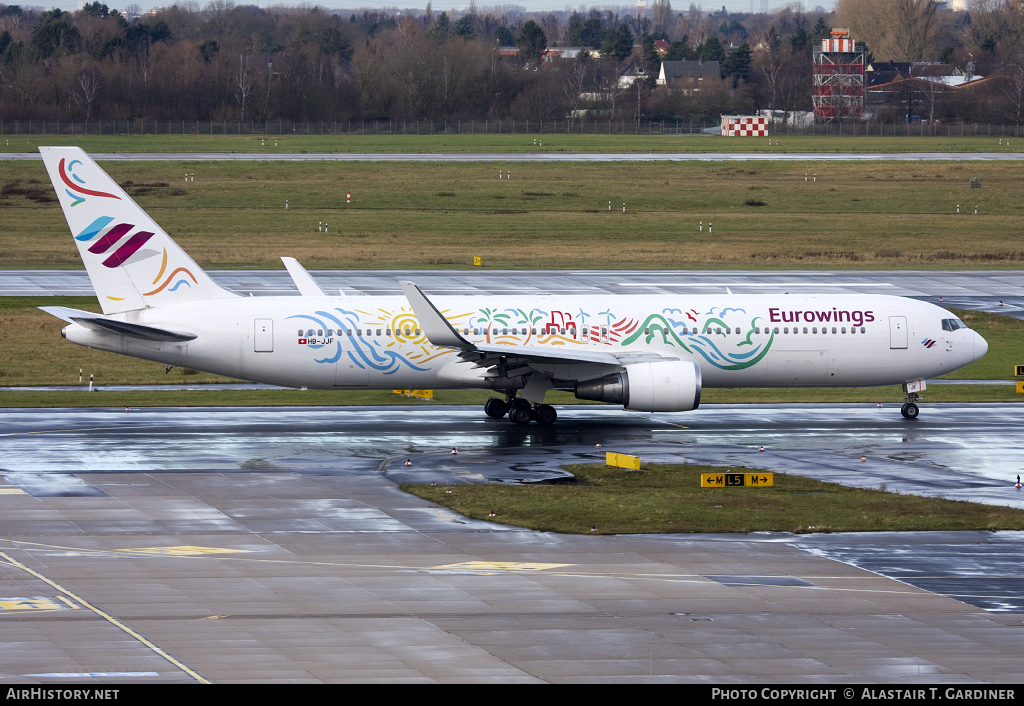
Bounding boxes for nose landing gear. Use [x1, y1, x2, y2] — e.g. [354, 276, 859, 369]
[900, 402, 920, 419]
[900, 382, 924, 419]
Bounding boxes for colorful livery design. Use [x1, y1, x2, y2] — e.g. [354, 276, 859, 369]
[39, 147, 988, 424]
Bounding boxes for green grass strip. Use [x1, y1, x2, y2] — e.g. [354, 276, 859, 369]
[404, 463, 1024, 535]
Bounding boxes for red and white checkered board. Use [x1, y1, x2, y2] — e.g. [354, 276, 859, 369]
[722, 117, 767, 137]
[727, 127, 767, 136]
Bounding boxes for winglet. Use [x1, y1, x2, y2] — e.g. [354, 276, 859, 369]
[281, 257, 327, 297]
[399, 281, 471, 349]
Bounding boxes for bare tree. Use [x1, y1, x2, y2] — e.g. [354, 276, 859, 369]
[234, 53, 255, 122]
[835, 0, 942, 61]
[563, 50, 594, 117]
[71, 64, 101, 123]
[999, 64, 1024, 123]
[652, 0, 673, 37]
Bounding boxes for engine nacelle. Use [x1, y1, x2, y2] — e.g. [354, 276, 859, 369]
[574, 360, 701, 412]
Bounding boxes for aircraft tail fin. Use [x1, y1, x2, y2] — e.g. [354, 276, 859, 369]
[39, 146, 235, 314]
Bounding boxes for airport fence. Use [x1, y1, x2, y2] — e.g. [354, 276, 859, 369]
[0, 119, 1020, 138]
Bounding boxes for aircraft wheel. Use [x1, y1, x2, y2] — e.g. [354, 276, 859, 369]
[901, 402, 919, 419]
[535, 405, 557, 425]
[509, 405, 533, 425]
[484, 398, 508, 419]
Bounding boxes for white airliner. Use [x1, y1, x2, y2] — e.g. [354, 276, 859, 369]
[38, 146, 987, 424]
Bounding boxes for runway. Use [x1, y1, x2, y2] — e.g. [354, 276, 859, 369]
[8, 268, 1024, 319]
[6, 151, 1024, 162]
[0, 404, 1022, 683]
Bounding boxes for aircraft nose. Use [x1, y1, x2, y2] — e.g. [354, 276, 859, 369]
[973, 331, 988, 361]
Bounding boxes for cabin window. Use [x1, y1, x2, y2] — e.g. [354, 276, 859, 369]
[306, 329, 314, 337]
[386, 329, 392, 336]
[644, 328, 650, 335]
[802, 327, 807, 334]
[357, 329, 362, 335]
[832, 327, 837, 334]
[532, 328, 537, 335]
[376, 329, 381, 336]
[473, 328, 479, 335]
[841, 327, 847, 334]
[297, 329, 303, 336]
[558, 327, 564, 334]
[773, 327, 779, 334]
[754, 327, 759, 334]
[346, 329, 352, 336]
[582, 327, 588, 335]
[812, 327, 817, 334]
[783, 327, 789, 334]
[316, 329, 321, 337]
[715, 327, 721, 334]
[861, 327, 866, 333]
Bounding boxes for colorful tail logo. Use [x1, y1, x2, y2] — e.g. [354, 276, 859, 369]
[74, 216, 197, 295]
[75, 217, 154, 268]
[59, 158, 121, 206]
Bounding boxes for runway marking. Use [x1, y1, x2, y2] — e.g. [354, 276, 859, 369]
[425, 561, 574, 574]
[115, 545, 251, 557]
[20, 672, 160, 678]
[0, 488, 26, 494]
[0, 596, 66, 611]
[617, 282, 896, 288]
[0, 538, 975, 603]
[0, 424, 174, 438]
[0, 551, 209, 684]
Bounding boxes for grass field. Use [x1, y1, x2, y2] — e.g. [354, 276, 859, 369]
[2, 296, 1018, 405]
[403, 462, 1024, 534]
[3, 132, 1024, 154]
[3, 159, 1024, 270]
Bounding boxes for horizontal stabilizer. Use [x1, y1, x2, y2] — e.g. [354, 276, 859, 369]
[281, 257, 327, 297]
[39, 306, 196, 342]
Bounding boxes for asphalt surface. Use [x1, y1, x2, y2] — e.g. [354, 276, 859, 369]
[5, 151, 1024, 162]
[0, 404, 1023, 683]
[10, 268, 1024, 321]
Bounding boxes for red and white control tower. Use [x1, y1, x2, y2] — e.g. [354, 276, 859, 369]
[812, 29, 865, 122]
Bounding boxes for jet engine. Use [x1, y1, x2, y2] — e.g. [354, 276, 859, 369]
[574, 360, 701, 412]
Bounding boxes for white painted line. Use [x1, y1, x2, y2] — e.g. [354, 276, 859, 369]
[0, 552, 209, 684]
[616, 282, 896, 287]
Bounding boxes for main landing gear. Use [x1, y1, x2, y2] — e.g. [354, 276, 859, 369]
[484, 396, 557, 425]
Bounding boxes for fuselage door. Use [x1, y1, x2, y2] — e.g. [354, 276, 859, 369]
[889, 316, 908, 349]
[255, 319, 273, 352]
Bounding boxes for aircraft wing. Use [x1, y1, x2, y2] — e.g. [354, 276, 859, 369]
[399, 281, 679, 376]
[281, 257, 327, 297]
[39, 306, 198, 342]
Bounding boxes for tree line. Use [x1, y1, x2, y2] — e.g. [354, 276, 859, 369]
[0, 0, 1023, 125]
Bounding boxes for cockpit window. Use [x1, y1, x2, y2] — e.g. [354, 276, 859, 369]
[942, 318, 969, 331]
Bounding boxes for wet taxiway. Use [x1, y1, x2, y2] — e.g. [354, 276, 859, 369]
[0, 404, 1022, 683]
[6, 269, 1024, 321]
[5, 151, 1024, 162]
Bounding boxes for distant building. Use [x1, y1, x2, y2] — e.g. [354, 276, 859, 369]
[657, 61, 721, 88]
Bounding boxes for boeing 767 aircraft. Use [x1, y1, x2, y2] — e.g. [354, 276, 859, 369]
[38, 146, 987, 424]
